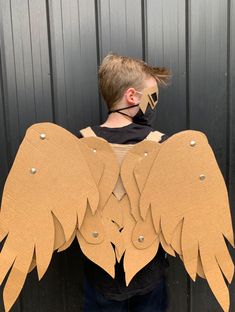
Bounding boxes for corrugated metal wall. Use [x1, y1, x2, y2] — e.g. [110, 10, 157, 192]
[0, 0, 234, 311]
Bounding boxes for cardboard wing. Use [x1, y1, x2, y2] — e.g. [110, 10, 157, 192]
[0, 122, 234, 312]
[0, 122, 110, 311]
[133, 130, 234, 312]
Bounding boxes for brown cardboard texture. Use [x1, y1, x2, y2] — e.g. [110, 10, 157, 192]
[138, 85, 159, 113]
[0, 122, 233, 312]
[0, 122, 101, 311]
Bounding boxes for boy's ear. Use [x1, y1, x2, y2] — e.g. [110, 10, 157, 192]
[125, 87, 138, 104]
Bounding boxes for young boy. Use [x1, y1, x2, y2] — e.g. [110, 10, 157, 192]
[78, 53, 172, 311]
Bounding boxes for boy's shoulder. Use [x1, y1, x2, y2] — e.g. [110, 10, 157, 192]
[159, 133, 170, 142]
[77, 124, 170, 145]
[145, 130, 169, 143]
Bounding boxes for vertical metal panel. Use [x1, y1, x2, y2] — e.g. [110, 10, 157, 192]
[98, 0, 143, 119]
[0, 0, 21, 160]
[0, 51, 9, 192]
[48, 0, 100, 134]
[0, 35, 21, 312]
[189, 0, 229, 311]
[189, 0, 228, 169]
[0, 0, 52, 157]
[146, 1, 188, 311]
[27, 0, 53, 121]
[98, 0, 143, 58]
[146, 0, 187, 134]
[0, 0, 234, 311]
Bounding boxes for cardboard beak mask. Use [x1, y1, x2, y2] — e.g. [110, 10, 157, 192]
[138, 85, 159, 113]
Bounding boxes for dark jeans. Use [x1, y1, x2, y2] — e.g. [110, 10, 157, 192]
[83, 276, 169, 312]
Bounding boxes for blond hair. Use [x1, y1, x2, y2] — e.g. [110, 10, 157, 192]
[98, 52, 172, 109]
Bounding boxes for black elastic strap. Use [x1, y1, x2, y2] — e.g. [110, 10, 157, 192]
[108, 104, 139, 116]
[112, 110, 131, 118]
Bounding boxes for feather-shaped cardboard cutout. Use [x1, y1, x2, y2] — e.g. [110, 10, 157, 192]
[0, 122, 234, 312]
[0, 122, 104, 311]
[138, 130, 234, 312]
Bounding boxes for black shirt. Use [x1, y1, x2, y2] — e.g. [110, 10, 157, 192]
[77, 122, 170, 301]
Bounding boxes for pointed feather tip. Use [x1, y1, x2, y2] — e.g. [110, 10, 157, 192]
[116, 256, 121, 263]
[3, 270, 23, 312]
[125, 270, 138, 287]
[232, 240, 235, 249]
[190, 272, 197, 282]
[215, 253, 235, 284]
[227, 266, 234, 284]
[57, 243, 69, 252]
[124, 265, 137, 287]
[184, 264, 197, 282]
[218, 291, 230, 312]
[159, 239, 176, 257]
[222, 231, 235, 249]
[57, 231, 76, 252]
[104, 266, 115, 279]
[168, 248, 176, 257]
[0, 255, 16, 286]
[125, 274, 132, 287]
[36, 257, 52, 281]
[76, 210, 84, 230]
[229, 235, 235, 248]
[60, 212, 78, 240]
[114, 248, 122, 263]
[4, 296, 13, 312]
[37, 266, 45, 281]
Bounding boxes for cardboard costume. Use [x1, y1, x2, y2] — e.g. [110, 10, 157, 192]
[0, 87, 234, 311]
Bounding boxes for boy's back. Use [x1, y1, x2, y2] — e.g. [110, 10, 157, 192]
[78, 122, 170, 308]
[79, 52, 172, 311]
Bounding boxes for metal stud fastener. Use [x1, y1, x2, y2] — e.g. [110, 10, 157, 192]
[30, 167, 37, 174]
[199, 174, 206, 181]
[138, 235, 145, 243]
[40, 133, 46, 140]
[190, 140, 196, 147]
[93, 148, 97, 153]
[92, 231, 99, 238]
[144, 152, 148, 156]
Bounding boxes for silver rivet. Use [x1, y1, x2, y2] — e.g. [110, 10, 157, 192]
[93, 148, 97, 153]
[30, 167, 37, 174]
[40, 133, 46, 140]
[190, 140, 196, 147]
[199, 174, 205, 180]
[144, 152, 148, 156]
[138, 235, 144, 243]
[92, 231, 99, 238]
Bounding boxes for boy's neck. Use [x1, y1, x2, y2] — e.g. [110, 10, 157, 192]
[100, 112, 133, 128]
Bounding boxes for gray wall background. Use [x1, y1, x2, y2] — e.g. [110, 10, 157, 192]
[0, 0, 235, 311]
